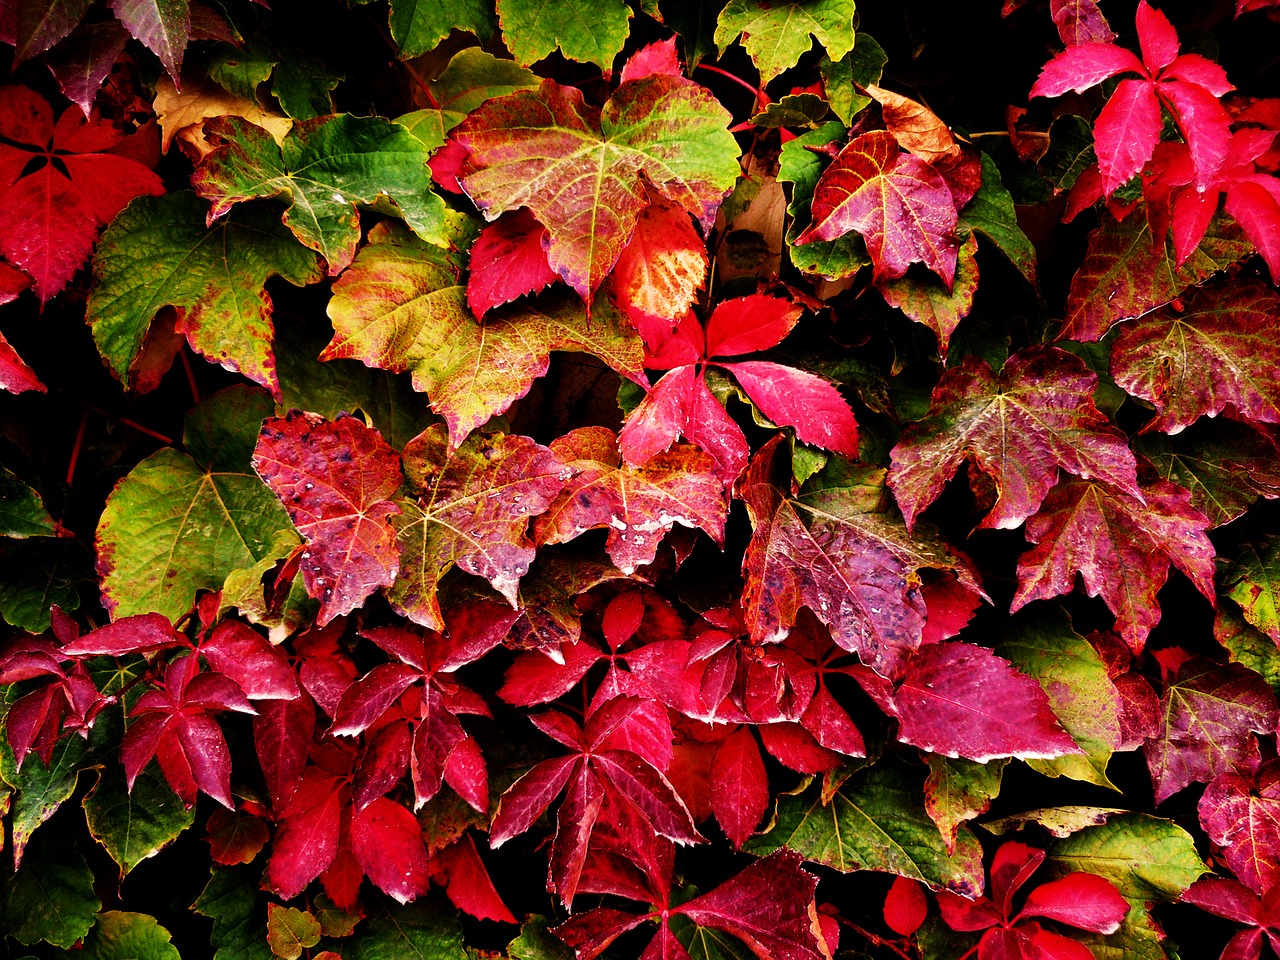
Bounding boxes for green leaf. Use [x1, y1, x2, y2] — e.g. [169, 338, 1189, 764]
[88, 191, 323, 395]
[981, 805, 1128, 838]
[819, 33, 886, 125]
[219, 528, 316, 640]
[506, 916, 573, 960]
[0, 828, 100, 948]
[193, 865, 273, 960]
[324, 224, 644, 449]
[207, 41, 275, 100]
[744, 762, 985, 896]
[345, 900, 465, 960]
[385, 0, 496, 59]
[0, 468, 58, 538]
[1039, 115, 1095, 192]
[877, 231, 980, 362]
[495, 0, 632, 69]
[661, 0, 729, 70]
[209, 35, 342, 121]
[671, 916, 757, 960]
[83, 762, 197, 878]
[779, 121, 870, 280]
[193, 115, 449, 275]
[750, 93, 830, 129]
[0, 537, 88, 633]
[924, 755, 1006, 853]
[396, 48, 538, 151]
[997, 606, 1122, 789]
[0, 711, 90, 866]
[79, 911, 182, 960]
[1222, 537, 1280, 645]
[95, 385, 296, 622]
[1217, 604, 1280, 694]
[267, 904, 321, 960]
[959, 152, 1039, 287]
[715, 0, 856, 84]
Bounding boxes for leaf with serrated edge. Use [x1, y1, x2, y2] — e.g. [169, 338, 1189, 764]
[1061, 211, 1252, 342]
[389, 426, 567, 630]
[495, 0, 632, 70]
[1223, 538, 1280, 645]
[96, 385, 296, 622]
[88, 192, 322, 396]
[714, 0, 856, 84]
[397, 48, 537, 149]
[193, 864, 273, 960]
[1013, 478, 1214, 652]
[925, 756, 1008, 853]
[83, 763, 196, 877]
[387, 0, 496, 59]
[453, 76, 738, 300]
[1111, 280, 1280, 433]
[253, 412, 404, 626]
[80, 910, 182, 960]
[877, 232, 980, 361]
[1199, 763, 1280, 894]
[745, 761, 985, 896]
[110, 0, 190, 81]
[610, 191, 708, 326]
[888, 346, 1141, 532]
[778, 121, 871, 281]
[193, 115, 449, 275]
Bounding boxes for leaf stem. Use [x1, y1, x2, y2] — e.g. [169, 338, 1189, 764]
[66, 408, 89, 486]
[180, 349, 201, 404]
[695, 64, 770, 109]
[835, 916, 918, 960]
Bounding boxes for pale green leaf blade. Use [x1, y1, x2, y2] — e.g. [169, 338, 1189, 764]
[80, 910, 182, 960]
[396, 48, 538, 149]
[1222, 537, 1280, 644]
[496, 0, 631, 69]
[715, 0, 856, 83]
[83, 763, 197, 878]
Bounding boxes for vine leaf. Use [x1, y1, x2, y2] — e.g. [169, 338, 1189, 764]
[1221, 538, 1280, 645]
[1181, 876, 1280, 960]
[0, 84, 163, 301]
[397, 48, 538, 151]
[1011, 478, 1215, 653]
[609, 191, 709, 332]
[379, 0, 496, 59]
[494, 0, 632, 70]
[110, 0, 190, 82]
[452, 75, 738, 301]
[1110, 281, 1280, 433]
[536, 427, 727, 576]
[389, 426, 568, 631]
[714, 0, 856, 84]
[465, 210, 557, 319]
[253, 411, 404, 626]
[888, 346, 1141, 532]
[1199, 762, 1280, 894]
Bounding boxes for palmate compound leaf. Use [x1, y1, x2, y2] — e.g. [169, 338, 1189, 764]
[887, 346, 1142, 533]
[794, 130, 961, 288]
[1145, 658, 1279, 804]
[536, 427, 727, 576]
[745, 760, 986, 896]
[322, 222, 645, 449]
[738, 436, 983, 680]
[1060, 210, 1253, 342]
[96, 385, 297, 622]
[495, 0, 632, 71]
[252, 411, 404, 626]
[452, 74, 739, 301]
[193, 115, 450, 275]
[88, 191, 323, 397]
[1011, 478, 1215, 653]
[1111, 280, 1280, 434]
[713, 0, 856, 84]
[388, 425, 569, 631]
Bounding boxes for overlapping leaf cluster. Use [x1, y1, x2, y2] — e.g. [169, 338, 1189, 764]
[1, 1, 1280, 959]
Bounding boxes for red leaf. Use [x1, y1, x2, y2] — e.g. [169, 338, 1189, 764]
[489, 754, 579, 846]
[0, 329, 43, 394]
[253, 412, 403, 626]
[887, 642, 1082, 762]
[266, 769, 345, 900]
[206, 809, 270, 865]
[611, 192, 708, 329]
[351, 796, 431, 904]
[620, 37, 683, 85]
[466, 210, 557, 319]
[795, 130, 960, 287]
[201, 619, 299, 701]
[60, 612, 182, 656]
[430, 835, 517, 924]
[709, 725, 769, 849]
[703, 293, 804, 358]
[724, 360, 858, 457]
[1199, 764, 1280, 894]
[1136, 0, 1180, 71]
[1018, 873, 1129, 933]
[1030, 44, 1146, 98]
[1093, 78, 1163, 193]
[884, 876, 928, 936]
[253, 694, 316, 815]
[329, 663, 418, 737]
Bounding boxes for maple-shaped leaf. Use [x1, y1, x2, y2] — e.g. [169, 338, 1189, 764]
[88, 191, 323, 395]
[875, 641, 1082, 762]
[1200, 762, 1280, 894]
[493, 0, 631, 70]
[1111, 280, 1280, 433]
[1061, 208, 1254, 343]
[96, 385, 297, 621]
[323, 223, 645, 448]
[253, 411, 404, 626]
[739, 437, 981, 678]
[795, 130, 961, 287]
[1011, 477, 1214, 652]
[888, 346, 1141, 532]
[111, 0, 190, 82]
[1145, 658, 1280, 803]
[193, 115, 448, 275]
[1136, 418, 1280, 528]
[555, 849, 825, 960]
[609, 190, 709, 333]
[936, 840, 1129, 960]
[122, 654, 256, 809]
[536, 427, 726, 575]
[452, 74, 738, 301]
[389, 426, 567, 631]
[1222, 538, 1280, 645]
[397, 48, 538, 151]
[714, 0, 856, 83]
[1182, 875, 1280, 960]
[0, 84, 163, 301]
[1031, 0, 1234, 193]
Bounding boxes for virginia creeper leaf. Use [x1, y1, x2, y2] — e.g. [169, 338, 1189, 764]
[610, 191, 709, 328]
[1223, 538, 1280, 645]
[877, 231, 980, 361]
[194, 115, 449, 275]
[465, 210, 558, 319]
[389, 426, 567, 630]
[253, 411, 404, 626]
[495, 0, 632, 70]
[96, 385, 296, 621]
[1199, 763, 1280, 894]
[0, 468, 58, 538]
[888, 346, 1141, 532]
[1011, 478, 1215, 652]
[110, 0, 190, 82]
[714, 0, 856, 84]
[193, 865, 273, 960]
[453, 75, 738, 300]
[958, 152, 1039, 287]
[1111, 281, 1280, 433]
[83, 762, 196, 877]
[267, 904, 321, 960]
[344, 900, 465, 960]
[88, 191, 323, 394]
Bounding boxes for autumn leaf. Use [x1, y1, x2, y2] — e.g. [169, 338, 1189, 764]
[452, 75, 738, 300]
[0, 84, 164, 301]
[152, 75, 293, 157]
[396, 48, 538, 151]
[110, 0, 191, 82]
[877, 231, 980, 361]
[1199, 762, 1280, 894]
[609, 191, 709, 331]
[465, 210, 558, 319]
[888, 346, 1141, 532]
[714, 0, 856, 84]
[1221, 538, 1280, 645]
